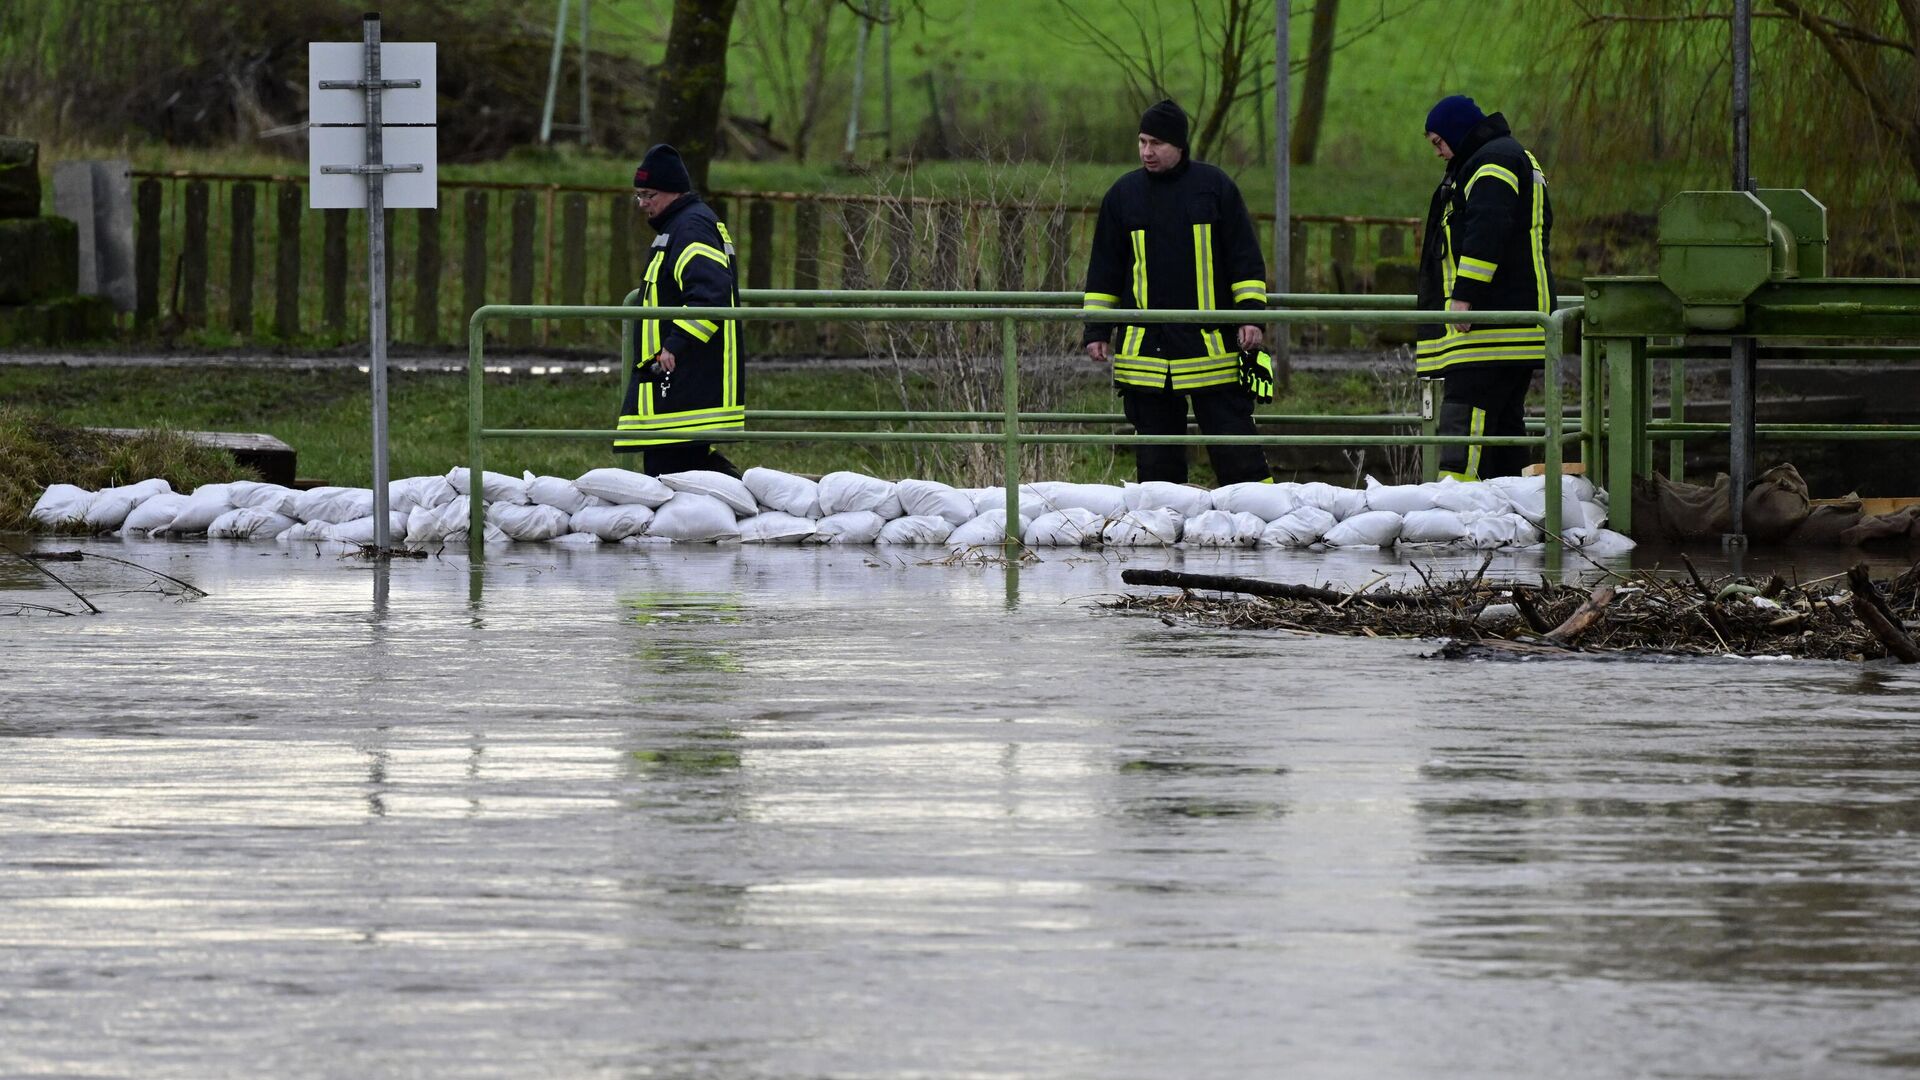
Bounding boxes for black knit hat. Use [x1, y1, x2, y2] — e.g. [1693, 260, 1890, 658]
[1139, 99, 1189, 152]
[633, 143, 691, 193]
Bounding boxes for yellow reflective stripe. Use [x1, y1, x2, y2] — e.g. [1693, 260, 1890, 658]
[1193, 223, 1225, 357]
[618, 407, 747, 430]
[1230, 278, 1265, 301]
[1456, 256, 1498, 282]
[1466, 163, 1519, 198]
[1526, 150, 1550, 313]
[674, 242, 729, 284]
[1440, 206, 1457, 300]
[724, 315, 738, 408]
[673, 318, 717, 343]
[1120, 325, 1145, 356]
[1083, 291, 1119, 309]
[1129, 230, 1148, 308]
[1465, 408, 1486, 479]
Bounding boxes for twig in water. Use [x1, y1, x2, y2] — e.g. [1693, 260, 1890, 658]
[71, 551, 209, 597]
[2, 544, 101, 614]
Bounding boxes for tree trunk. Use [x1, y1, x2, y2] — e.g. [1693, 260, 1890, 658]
[791, 0, 835, 163]
[1289, 0, 1337, 165]
[655, 0, 742, 192]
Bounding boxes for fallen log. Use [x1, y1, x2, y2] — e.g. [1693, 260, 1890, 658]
[1546, 584, 1616, 644]
[1118, 568, 1436, 608]
[1847, 563, 1920, 663]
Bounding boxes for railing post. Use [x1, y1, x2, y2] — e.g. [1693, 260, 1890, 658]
[469, 307, 486, 561]
[1604, 337, 1637, 535]
[1543, 313, 1564, 550]
[1002, 316, 1021, 550]
[1669, 355, 1686, 483]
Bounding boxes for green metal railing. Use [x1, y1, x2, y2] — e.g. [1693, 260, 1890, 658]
[465, 291, 1584, 561]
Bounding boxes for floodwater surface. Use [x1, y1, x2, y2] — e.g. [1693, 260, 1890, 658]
[3, 539, 1918, 1079]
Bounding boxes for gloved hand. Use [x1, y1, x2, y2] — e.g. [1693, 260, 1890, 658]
[1238, 348, 1275, 404]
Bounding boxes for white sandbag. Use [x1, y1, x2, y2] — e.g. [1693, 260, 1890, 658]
[442, 522, 513, 545]
[969, 486, 1052, 520]
[84, 480, 168, 532]
[548, 532, 602, 545]
[738, 511, 817, 543]
[1322, 509, 1403, 548]
[1226, 511, 1268, 546]
[29, 484, 94, 527]
[1257, 505, 1337, 548]
[1182, 509, 1241, 547]
[421, 496, 481, 543]
[390, 475, 457, 514]
[1211, 481, 1298, 522]
[1123, 481, 1212, 518]
[1102, 507, 1184, 547]
[660, 470, 757, 517]
[1294, 482, 1368, 521]
[646, 492, 741, 542]
[322, 513, 411, 545]
[226, 481, 300, 516]
[1498, 474, 1589, 528]
[1363, 477, 1439, 515]
[445, 466, 530, 506]
[276, 521, 332, 542]
[119, 492, 189, 536]
[158, 488, 234, 535]
[1024, 507, 1104, 547]
[569, 504, 654, 542]
[1461, 512, 1539, 549]
[295, 486, 375, 524]
[1025, 481, 1127, 518]
[818, 471, 901, 518]
[207, 507, 297, 539]
[573, 467, 673, 508]
[947, 509, 1027, 548]
[1428, 477, 1510, 515]
[876, 514, 954, 545]
[486, 502, 574, 542]
[522, 472, 600, 515]
[406, 503, 454, 544]
[1490, 472, 1596, 503]
[742, 467, 822, 518]
[895, 479, 976, 526]
[1565, 526, 1636, 555]
[1576, 500, 1609, 530]
[810, 510, 887, 544]
[1398, 508, 1470, 545]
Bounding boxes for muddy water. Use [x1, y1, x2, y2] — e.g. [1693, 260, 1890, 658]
[3, 539, 1919, 1079]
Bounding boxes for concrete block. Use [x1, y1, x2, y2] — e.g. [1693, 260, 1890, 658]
[0, 136, 39, 218]
[0, 216, 80, 304]
[51, 160, 134, 313]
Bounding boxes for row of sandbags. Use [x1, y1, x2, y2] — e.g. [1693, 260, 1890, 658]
[28, 467, 1631, 551]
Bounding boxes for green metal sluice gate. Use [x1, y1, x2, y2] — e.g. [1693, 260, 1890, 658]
[463, 291, 1582, 563]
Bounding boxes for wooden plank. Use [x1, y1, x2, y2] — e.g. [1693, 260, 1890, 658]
[792, 200, 821, 290]
[323, 208, 348, 333]
[998, 207, 1024, 292]
[1329, 222, 1355, 346]
[134, 178, 160, 328]
[182, 180, 208, 327]
[1289, 219, 1308, 346]
[747, 200, 774, 290]
[561, 192, 587, 314]
[274, 182, 300, 338]
[1379, 224, 1406, 259]
[227, 181, 255, 334]
[839, 203, 870, 290]
[1044, 209, 1070, 293]
[886, 201, 912, 289]
[463, 190, 488, 330]
[932, 205, 961, 291]
[509, 190, 536, 346]
[414, 207, 440, 345]
[609, 193, 632, 300]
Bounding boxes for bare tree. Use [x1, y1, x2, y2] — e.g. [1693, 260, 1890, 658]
[1289, 0, 1338, 165]
[655, 0, 743, 192]
[739, 0, 843, 162]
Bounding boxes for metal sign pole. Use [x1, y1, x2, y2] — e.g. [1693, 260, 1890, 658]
[1726, 0, 1755, 548]
[364, 13, 392, 553]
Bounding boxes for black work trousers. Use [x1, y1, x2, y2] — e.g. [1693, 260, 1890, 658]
[1121, 386, 1270, 486]
[1435, 363, 1535, 480]
[633, 441, 741, 478]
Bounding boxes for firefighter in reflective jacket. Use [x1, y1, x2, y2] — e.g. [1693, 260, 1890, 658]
[1083, 100, 1272, 486]
[1416, 95, 1555, 481]
[615, 143, 746, 478]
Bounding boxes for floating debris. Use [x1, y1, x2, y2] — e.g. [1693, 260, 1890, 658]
[1112, 559, 1920, 663]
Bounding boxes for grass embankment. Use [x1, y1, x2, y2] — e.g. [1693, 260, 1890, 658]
[0, 407, 256, 531]
[0, 363, 1401, 516]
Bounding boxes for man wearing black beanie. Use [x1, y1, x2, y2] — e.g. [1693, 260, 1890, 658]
[1082, 99, 1272, 485]
[614, 143, 747, 477]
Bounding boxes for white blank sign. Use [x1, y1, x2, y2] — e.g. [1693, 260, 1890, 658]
[308, 43, 437, 125]
[309, 126, 439, 209]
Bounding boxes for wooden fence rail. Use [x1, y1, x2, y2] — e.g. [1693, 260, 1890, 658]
[126, 170, 1420, 351]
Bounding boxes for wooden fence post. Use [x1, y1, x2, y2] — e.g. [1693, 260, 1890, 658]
[792, 200, 821, 352]
[1289, 219, 1308, 347]
[414, 208, 440, 345]
[228, 182, 255, 334]
[463, 190, 488, 337]
[274, 182, 300, 338]
[609, 194, 632, 301]
[886, 201, 912, 289]
[135, 179, 160, 329]
[509, 190, 536, 346]
[932, 205, 961, 291]
[1379, 224, 1405, 260]
[746, 199, 774, 351]
[323, 209, 348, 334]
[1329, 222, 1356, 347]
[839, 203, 870, 290]
[561, 193, 587, 341]
[1044, 209, 1069, 293]
[182, 180, 208, 327]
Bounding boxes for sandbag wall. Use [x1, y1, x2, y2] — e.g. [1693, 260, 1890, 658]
[28, 469, 1632, 554]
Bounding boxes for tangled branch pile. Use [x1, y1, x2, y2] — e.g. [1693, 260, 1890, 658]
[1112, 561, 1920, 663]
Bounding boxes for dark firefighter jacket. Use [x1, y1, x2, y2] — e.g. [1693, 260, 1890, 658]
[1082, 158, 1267, 393]
[1415, 112, 1555, 377]
[616, 193, 744, 448]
